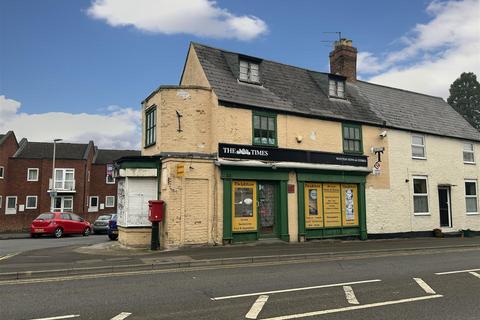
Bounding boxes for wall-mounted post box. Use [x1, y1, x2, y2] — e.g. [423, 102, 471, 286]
[148, 200, 164, 222]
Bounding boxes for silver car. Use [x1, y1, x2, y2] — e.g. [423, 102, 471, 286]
[92, 214, 115, 234]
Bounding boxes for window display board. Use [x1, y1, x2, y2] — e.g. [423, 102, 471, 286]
[305, 183, 359, 229]
[232, 180, 257, 232]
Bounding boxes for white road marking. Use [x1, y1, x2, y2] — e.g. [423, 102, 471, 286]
[342, 286, 359, 304]
[246, 295, 269, 319]
[469, 271, 480, 279]
[435, 268, 480, 275]
[0, 252, 20, 261]
[110, 312, 132, 320]
[28, 315, 80, 320]
[211, 279, 381, 301]
[413, 278, 436, 294]
[260, 294, 443, 320]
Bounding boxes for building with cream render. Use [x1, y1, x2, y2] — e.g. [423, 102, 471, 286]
[115, 39, 480, 248]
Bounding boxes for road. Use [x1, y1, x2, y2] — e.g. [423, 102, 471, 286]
[1, 247, 479, 320]
[0, 234, 106, 257]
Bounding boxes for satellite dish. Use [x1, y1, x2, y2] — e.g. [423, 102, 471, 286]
[243, 198, 253, 205]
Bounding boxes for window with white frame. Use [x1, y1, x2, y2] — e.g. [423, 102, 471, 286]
[105, 196, 115, 208]
[106, 175, 115, 184]
[89, 196, 99, 212]
[26, 196, 38, 209]
[463, 143, 475, 164]
[0, 195, 2, 208]
[465, 180, 478, 214]
[413, 176, 429, 214]
[27, 168, 39, 181]
[0, 166, 4, 179]
[52, 196, 73, 212]
[239, 60, 260, 83]
[6, 196, 17, 214]
[54, 168, 75, 190]
[329, 78, 345, 98]
[411, 134, 426, 159]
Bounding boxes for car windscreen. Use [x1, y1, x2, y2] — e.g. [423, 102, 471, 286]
[36, 213, 55, 220]
[97, 215, 111, 220]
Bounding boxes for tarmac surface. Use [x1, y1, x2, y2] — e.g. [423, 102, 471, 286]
[1, 235, 480, 279]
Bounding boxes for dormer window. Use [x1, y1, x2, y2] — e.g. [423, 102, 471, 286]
[239, 60, 260, 83]
[329, 78, 345, 98]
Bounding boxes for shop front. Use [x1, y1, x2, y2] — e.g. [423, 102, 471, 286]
[221, 166, 290, 243]
[218, 143, 370, 243]
[297, 171, 368, 240]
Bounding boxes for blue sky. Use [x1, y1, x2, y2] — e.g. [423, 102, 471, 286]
[1, 0, 479, 148]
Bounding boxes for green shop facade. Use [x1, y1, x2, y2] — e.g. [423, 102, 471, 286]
[219, 143, 370, 243]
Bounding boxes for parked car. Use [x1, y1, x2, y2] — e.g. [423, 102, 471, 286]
[30, 212, 91, 238]
[92, 214, 115, 234]
[107, 214, 118, 240]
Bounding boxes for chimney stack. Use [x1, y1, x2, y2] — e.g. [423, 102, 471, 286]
[329, 38, 357, 82]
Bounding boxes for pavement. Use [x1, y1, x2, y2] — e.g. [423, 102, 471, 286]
[0, 232, 31, 240]
[1, 235, 480, 281]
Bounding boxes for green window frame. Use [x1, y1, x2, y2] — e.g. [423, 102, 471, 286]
[253, 111, 277, 146]
[343, 123, 363, 154]
[145, 106, 156, 147]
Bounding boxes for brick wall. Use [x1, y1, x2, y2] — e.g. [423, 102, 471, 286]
[0, 133, 18, 214]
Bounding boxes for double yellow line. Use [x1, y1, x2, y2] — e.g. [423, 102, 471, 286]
[0, 252, 19, 262]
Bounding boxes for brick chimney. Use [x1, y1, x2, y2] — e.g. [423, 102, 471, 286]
[329, 39, 357, 82]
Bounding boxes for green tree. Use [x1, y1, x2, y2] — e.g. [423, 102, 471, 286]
[447, 72, 480, 131]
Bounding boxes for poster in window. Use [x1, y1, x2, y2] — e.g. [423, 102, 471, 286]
[305, 183, 323, 228]
[342, 184, 359, 226]
[232, 180, 257, 232]
[323, 183, 342, 227]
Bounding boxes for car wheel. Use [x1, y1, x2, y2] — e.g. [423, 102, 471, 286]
[108, 234, 118, 241]
[54, 227, 63, 238]
[83, 227, 91, 236]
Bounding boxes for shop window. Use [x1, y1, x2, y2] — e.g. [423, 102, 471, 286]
[26, 196, 38, 209]
[304, 183, 359, 229]
[232, 181, 257, 232]
[465, 180, 478, 214]
[463, 143, 475, 164]
[343, 123, 363, 154]
[413, 176, 429, 214]
[145, 106, 156, 147]
[27, 168, 39, 181]
[412, 134, 426, 159]
[253, 112, 277, 146]
[239, 60, 260, 83]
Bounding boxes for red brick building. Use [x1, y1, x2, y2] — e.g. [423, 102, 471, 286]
[0, 133, 139, 232]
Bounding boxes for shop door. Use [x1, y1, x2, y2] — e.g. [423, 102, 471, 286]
[438, 187, 452, 227]
[258, 182, 278, 237]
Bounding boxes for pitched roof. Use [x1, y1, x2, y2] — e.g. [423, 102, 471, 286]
[0, 131, 18, 146]
[190, 42, 480, 142]
[14, 142, 90, 160]
[94, 149, 141, 164]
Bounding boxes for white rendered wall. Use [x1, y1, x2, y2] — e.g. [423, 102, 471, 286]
[367, 129, 480, 233]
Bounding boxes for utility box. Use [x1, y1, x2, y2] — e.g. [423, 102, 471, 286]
[148, 200, 164, 222]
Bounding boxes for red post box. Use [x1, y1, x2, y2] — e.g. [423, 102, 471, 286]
[148, 200, 164, 222]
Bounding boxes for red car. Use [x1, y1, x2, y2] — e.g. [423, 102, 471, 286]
[30, 212, 91, 238]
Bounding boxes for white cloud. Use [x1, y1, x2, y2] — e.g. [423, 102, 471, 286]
[0, 95, 141, 150]
[357, 0, 480, 98]
[86, 0, 268, 41]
